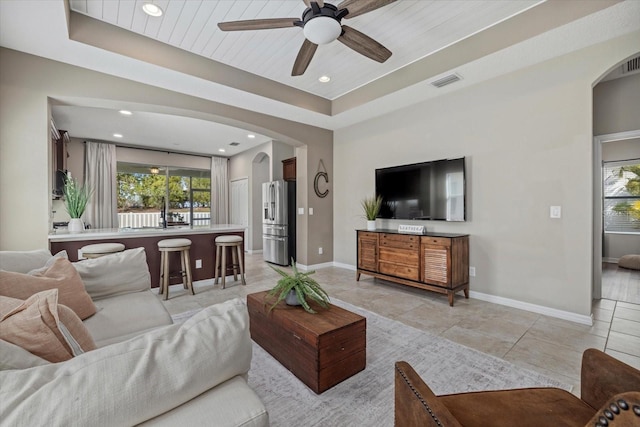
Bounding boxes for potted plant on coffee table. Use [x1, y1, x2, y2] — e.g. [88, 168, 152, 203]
[361, 195, 382, 230]
[63, 172, 92, 233]
[268, 260, 330, 314]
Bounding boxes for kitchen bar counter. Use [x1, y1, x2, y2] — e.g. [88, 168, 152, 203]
[49, 225, 246, 288]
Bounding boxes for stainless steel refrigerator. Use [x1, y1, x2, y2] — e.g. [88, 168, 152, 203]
[262, 180, 289, 265]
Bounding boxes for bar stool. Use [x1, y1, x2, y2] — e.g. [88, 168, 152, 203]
[214, 235, 246, 289]
[158, 238, 194, 301]
[81, 243, 125, 259]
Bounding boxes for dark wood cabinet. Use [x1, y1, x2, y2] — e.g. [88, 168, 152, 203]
[356, 230, 469, 306]
[282, 157, 296, 181]
[357, 231, 378, 271]
[247, 291, 366, 394]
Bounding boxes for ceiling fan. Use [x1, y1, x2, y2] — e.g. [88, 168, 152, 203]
[218, 0, 396, 76]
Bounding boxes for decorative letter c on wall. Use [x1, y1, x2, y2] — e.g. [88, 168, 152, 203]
[314, 172, 329, 198]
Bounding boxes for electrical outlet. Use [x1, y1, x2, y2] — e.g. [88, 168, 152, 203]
[318, 247, 323, 255]
[195, 259, 202, 269]
[309, 208, 314, 215]
[77, 249, 84, 260]
[469, 267, 476, 277]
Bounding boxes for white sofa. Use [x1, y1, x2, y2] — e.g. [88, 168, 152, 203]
[0, 248, 269, 426]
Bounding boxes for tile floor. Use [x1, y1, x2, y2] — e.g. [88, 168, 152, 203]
[159, 253, 640, 396]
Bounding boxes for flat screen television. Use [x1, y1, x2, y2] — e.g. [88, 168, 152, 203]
[375, 157, 466, 221]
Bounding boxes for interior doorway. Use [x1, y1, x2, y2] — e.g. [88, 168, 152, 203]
[230, 178, 249, 252]
[592, 130, 640, 304]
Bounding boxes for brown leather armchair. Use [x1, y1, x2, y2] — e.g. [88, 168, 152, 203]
[395, 349, 640, 426]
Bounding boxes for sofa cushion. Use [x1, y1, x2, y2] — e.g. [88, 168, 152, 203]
[0, 298, 253, 426]
[72, 247, 151, 300]
[138, 376, 269, 427]
[440, 387, 595, 427]
[0, 249, 52, 273]
[83, 289, 172, 347]
[0, 257, 97, 320]
[0, 339, 50, 371]
[0, 290, 96, 363]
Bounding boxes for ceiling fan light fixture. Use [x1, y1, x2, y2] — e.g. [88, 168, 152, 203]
[142, 3, 163, 17]
[303, 16, 342, 45]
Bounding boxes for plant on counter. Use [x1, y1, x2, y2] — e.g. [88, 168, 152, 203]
[361, 195, 382, 221]
[63, 172, 93, 219]
[268, 259, 330, 314]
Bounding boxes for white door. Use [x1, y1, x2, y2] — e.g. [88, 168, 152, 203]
[231, 178, 249, 251]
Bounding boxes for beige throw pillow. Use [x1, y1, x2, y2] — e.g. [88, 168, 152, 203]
[0, 257, 97, 319]
[0, 290, 96, 362]
[73, 247, 151, 300]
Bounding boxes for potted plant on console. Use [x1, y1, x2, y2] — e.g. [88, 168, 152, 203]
[63, 172, 92, 233]
[268, 260, 330, 314]
[361, 195, 382, 231]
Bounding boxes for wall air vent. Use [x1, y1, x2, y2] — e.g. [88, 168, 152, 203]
[430, 73, 462, 88]
[622, 55, 640, 74]
[230, 142, 240, 146]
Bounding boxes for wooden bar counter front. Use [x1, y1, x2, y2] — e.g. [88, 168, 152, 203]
[247, 291, 366, 394]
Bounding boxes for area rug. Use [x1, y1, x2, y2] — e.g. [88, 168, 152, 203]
[173, 299, 570, 427]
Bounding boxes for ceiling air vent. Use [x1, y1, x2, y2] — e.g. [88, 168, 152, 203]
[622, 56, 640, 74]
[430, 73, 462, 88]
[230, 142, 240, 146]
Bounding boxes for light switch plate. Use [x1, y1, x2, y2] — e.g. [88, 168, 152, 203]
[309, 208, 314, 215]
[195, 259, 202, 269]
[298, 207, 304, 215]
[550, 206, 562, 219]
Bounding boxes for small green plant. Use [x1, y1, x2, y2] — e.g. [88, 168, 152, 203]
[268, 259, 330, 314]
[361, 195, 382, 220]
[63, 173, 93, 219]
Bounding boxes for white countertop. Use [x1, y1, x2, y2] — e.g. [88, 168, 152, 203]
[48, 224, 246, 242]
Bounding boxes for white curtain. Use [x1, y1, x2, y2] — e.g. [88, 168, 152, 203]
[211, 157, 229, 224]
[85, 142, 118, 229]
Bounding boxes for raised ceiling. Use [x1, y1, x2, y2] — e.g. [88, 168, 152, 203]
[1, 1, 639, 155]
[68, 0, 541, 100]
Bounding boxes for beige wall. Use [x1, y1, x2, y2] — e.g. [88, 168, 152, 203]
[0, 48, 333, 266]
[594, 72, 640, 135]
[333, 31, 639, 317]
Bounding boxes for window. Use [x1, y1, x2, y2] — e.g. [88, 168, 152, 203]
[117, 163, 211, 228]
[603, 160, 640, 233]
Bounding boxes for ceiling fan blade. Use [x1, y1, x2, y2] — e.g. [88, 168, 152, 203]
[337, 0, 397, 19]
[338, 25, 391, 63]
[218, 18, 299, 32]
[292, 39, 318, 76]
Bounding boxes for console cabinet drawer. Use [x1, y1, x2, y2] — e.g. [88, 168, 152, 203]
[379, 261, 420, 281]
[380, 233, 419, 249]
[378, 247, 419, 265]
[421, 236, 451, 247]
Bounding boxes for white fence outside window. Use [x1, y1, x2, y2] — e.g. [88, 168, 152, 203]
[118, 212, 210, 228]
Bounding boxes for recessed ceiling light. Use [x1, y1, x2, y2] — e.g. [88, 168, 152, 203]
[113, 133, 123, 138]
[142, 3, 163, 17]
[247, 134, 256, 139]
[218, 148, 226, 153]
[319, 75, 331, 83]
[119, 110, 132, 116]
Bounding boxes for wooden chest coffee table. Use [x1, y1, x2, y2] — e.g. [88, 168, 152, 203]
[247, 291, 366, 394]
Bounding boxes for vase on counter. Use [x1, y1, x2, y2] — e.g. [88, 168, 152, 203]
[366, 220, 376, 231]
[68, 218, 84, 233]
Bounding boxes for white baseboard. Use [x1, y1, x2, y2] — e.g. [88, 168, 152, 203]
[603, 257, 619, 264]
[284, 261, 594, 325]
[469, 291, 593, 325]
[247, 249, 263, 255]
